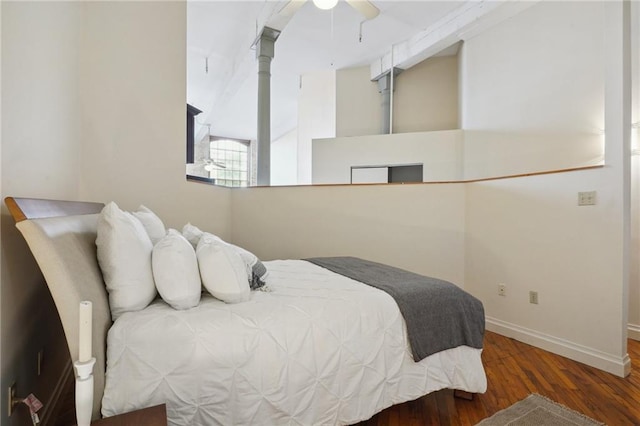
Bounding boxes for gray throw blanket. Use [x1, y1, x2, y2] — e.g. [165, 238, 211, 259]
[305, 257, 485, 362]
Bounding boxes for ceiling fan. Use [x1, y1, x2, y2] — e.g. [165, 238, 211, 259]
[202, 158, 226, 171]
[279, 0, 380, 21]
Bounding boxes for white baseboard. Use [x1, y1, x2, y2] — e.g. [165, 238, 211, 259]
[486, 316, 631, 378]
[628, 323, 640, 341]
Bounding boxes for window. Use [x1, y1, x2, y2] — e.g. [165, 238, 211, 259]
[208, 137, 250, 187]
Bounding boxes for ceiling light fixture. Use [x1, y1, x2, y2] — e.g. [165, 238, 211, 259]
[313, 0, 339, 10]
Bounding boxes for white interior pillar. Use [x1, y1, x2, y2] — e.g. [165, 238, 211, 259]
[254, 27, 279, 186]
[604, 0, 632, 375]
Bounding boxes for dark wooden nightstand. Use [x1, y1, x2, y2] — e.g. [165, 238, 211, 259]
[88, 404, 167, 426]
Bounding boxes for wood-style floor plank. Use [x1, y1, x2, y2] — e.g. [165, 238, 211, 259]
[355, 331, 640, 425]
[56, 331, 640, 425]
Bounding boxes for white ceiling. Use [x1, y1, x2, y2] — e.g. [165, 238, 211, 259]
[187, 1, 467, 142]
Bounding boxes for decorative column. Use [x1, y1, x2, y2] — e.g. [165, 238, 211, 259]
[376, 73, 391, 134]
[254, 27, 280, 186]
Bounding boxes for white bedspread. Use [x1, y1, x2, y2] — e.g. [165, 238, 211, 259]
[102, 260, 486, 425]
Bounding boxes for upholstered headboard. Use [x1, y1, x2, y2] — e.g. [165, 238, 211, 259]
[6, 197, 108, 420]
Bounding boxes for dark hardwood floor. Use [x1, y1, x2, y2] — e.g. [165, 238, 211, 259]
[356, 331, 640, 425]
[57, 331, 640, 425]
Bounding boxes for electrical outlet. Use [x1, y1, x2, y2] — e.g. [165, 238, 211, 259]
[498, 284, 506, 296]
[8, 382, 16, 417]
[578, 191, 597, 206]
[529, 291, 539, 304]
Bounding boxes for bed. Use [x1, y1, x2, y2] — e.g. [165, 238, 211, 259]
[6, 197, 487, 425]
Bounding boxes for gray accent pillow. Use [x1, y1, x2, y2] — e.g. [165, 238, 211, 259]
[250, 260, 267, 290]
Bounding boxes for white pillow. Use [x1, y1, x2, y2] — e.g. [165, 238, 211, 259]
[184, 225, 268, 290]
[96, 202, 157, 320]
[182, 223, 205, 249]
[196, 233, 250, 303]
[132, 205, 166, 245]
[152, 229, 201, 310]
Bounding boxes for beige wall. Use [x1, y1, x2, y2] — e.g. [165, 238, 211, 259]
[393, 56, 459, 133]
[232, 165, 629, 377]
[1, 3, 83, 425]
[336, 56, 459, 138]
[77, 2, 231, 238]
[1, 3, 232, 424]
[335, 66, 381, 137]
[271, 128, 297, 186]
[231, 184, 467, 287]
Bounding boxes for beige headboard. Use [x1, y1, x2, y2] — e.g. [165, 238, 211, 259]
[6, 197, 108, 420]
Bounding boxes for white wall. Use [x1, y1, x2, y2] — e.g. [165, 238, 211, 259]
[325, 30, 604, 183]
[1, 3, 84, 425]
[629, 155, 640, 340]
[312, 130, 463, 184]
[78, 2, 232, 238]
[271, 128, 298, 186]
[462, 130, 604, 180]
[231, 183, 467, 288]
[462, 1, 629, 376]
[312, 128, 601, 184]
[628, 0, 640, 342]
[460, 2, 604, 133]
[460, 1, 605, 179]
[297, 70, 336, 185]
[466, 169, 627, 374]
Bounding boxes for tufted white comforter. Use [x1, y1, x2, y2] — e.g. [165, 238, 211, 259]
[102, 260, 486, 425]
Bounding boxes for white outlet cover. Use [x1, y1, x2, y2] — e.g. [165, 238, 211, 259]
[578, 191, 597, 206]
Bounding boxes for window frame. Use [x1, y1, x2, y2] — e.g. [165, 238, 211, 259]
[208, 136, 251, 188]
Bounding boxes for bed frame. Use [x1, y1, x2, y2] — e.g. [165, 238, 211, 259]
[6, 197, 108, 420]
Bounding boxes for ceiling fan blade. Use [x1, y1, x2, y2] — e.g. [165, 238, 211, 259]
[345, 0, 380, 20]
[279, 0, 307, 17]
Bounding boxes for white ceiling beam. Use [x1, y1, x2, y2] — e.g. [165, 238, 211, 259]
[370, 0, 540, 80]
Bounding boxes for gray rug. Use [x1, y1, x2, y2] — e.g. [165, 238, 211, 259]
[476, 394, 605, 426]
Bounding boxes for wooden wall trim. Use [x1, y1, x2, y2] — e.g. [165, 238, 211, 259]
[232, 164, 605, 189]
